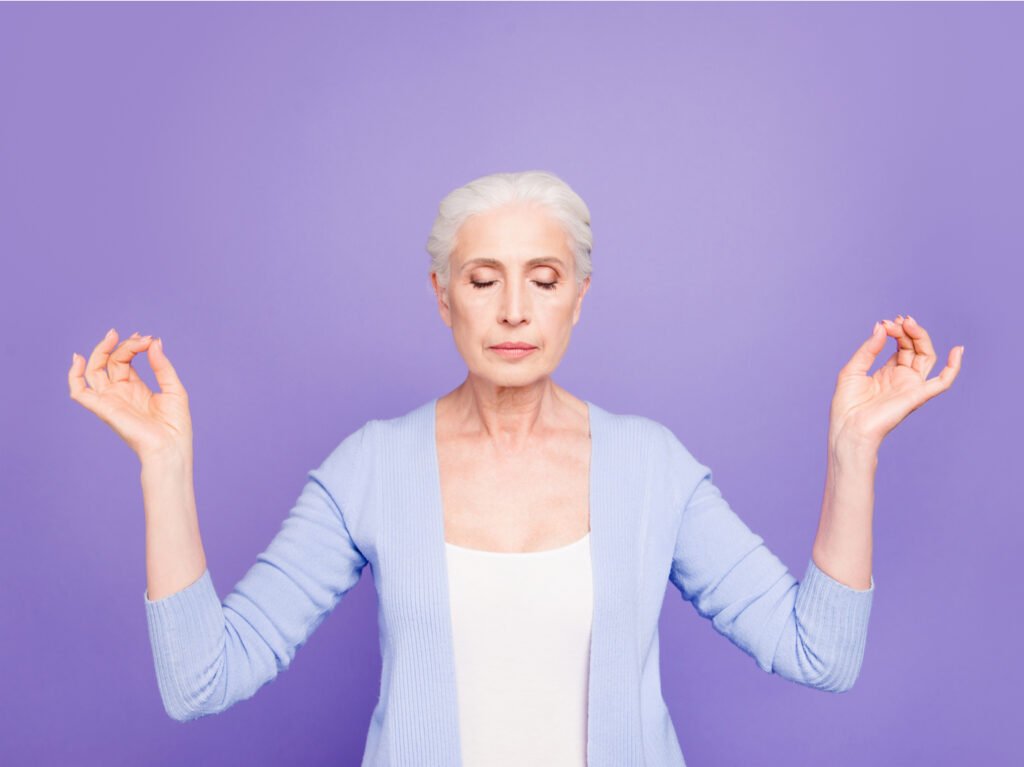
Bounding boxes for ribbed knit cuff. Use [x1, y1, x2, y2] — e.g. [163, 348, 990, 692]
[143, 568, 225, 720]
[802, 556, 875, 595]
[795, 557, 874, 692]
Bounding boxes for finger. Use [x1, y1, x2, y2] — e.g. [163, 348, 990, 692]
[899, 315, 937, 378]
[85, 328, 119, 392]
[838, 321, 888, 378]
[108, 333, 151, 384]
[146, 337, 187, 397]
[106, 331, 139, 382]
[69, 352, 114, 421]
[918, 345, 964, 404]
[69, 352, 95, 404]
[883, 317, 917, 370]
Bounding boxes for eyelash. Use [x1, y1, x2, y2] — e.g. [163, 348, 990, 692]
[470, 280, 558, 291]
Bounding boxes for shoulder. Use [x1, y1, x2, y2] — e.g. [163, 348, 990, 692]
[366, 397, 434, 446]
[593, 402, 711, 488]
[317, 396, 434, 471]
[313, 418, 378, 481]
[592, 402, 694, 458]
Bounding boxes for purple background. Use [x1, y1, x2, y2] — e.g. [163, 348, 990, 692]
[2, 2, 1019, 765]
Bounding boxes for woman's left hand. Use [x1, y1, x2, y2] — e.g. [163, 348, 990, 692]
[829, 315, 964, 452]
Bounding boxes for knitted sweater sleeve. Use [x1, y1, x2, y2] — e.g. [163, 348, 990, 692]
[142, 426, 371, 721]
[664, 428, 874, 693]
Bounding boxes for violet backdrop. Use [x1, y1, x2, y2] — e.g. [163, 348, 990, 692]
[1, 2, 1019, 765]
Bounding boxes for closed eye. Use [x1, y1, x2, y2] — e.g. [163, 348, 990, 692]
[470, 280, 558, 290]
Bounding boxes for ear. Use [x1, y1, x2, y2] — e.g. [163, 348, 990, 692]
[431, 272, 453, 328]
[571, 275, 591, 325]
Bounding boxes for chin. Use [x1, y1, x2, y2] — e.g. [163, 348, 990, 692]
[478, 364, 544, 386]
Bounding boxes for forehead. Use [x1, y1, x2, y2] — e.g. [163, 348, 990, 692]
[455, 204, 571, 269]
[460, 256, 566, 271]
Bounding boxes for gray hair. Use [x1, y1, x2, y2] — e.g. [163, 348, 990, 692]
[426, 170, 593, 293]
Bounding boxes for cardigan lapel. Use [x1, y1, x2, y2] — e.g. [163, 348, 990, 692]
[375, 397, 464, 765]
[585, 400, 645, 766]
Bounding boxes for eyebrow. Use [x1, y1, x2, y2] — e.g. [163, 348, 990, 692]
[461, 256, 566, 271]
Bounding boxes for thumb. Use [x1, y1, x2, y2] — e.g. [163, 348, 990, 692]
[838, 322, 888, 378]
[147, 338, 187, 396]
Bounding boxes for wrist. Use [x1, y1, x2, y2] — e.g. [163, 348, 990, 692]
[828, 436, 879, 476]
[829, 420, 879, 457]
[139, 442, 193, 472]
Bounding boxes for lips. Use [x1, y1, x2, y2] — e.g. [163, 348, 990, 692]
[490, 343, 537, 350]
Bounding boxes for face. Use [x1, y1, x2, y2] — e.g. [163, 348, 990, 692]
[431, 202, 591, 390]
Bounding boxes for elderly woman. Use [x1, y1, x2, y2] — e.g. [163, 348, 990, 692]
[69, 170, 962, 766]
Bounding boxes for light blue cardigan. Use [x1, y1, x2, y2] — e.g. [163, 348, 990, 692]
[144, 397, 875, 766]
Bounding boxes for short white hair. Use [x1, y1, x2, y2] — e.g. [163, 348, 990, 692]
[426, 170, 593, 293]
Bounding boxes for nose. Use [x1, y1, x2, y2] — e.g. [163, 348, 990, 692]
[499, 279, 529, 326]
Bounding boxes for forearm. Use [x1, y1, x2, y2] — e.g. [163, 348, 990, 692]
[141, 445, 208, 601]
[811, 436, 878, 591]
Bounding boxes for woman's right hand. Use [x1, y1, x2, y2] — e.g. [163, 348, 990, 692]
[69, 328, 193, 462]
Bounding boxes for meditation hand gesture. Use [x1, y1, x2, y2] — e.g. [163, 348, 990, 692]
[829, 315, 964, 452]
[68, 329, 193, 462]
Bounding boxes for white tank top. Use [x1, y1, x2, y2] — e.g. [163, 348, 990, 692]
[444, 532, 594, 767]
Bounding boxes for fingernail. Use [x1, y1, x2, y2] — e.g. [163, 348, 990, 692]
[106, 328, 115, 338]
[906, 315, 915, 324]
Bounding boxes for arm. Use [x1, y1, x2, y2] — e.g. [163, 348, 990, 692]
[68, 332, 372, 720]
[813, 313, 963, 589]
[811, 439, 877, 591]
[143, 427, 371, 722]
[666, 430, 874, 694]
[142, 444, 207, 602]
[668, 314, 962, 693]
